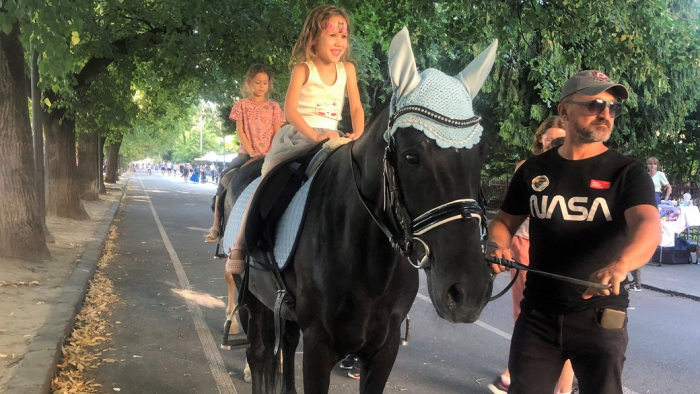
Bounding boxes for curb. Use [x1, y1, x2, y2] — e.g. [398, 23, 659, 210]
[5, 179, 129, 394]
[642, 284, 700, 302]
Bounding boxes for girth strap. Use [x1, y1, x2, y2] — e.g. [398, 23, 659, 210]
[273, 289, 287, 355]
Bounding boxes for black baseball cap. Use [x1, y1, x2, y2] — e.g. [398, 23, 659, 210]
[560, 70, 629, 101]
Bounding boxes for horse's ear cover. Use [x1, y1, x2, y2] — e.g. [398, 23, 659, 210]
[455, 40, 499, 99]
[385, 28, 496, 149]
[389, 27, 421, 99]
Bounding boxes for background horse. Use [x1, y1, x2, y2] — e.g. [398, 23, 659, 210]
[223, 29, 498, 393]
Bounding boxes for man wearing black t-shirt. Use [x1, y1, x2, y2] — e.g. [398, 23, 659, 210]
[487, 70, 661, 394]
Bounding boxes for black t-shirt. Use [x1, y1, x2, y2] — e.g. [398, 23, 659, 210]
[501, 148, 656, 313]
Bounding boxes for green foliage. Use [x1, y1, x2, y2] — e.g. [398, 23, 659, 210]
[11, 0, 698, 182]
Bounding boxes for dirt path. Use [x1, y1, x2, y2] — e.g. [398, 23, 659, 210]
[0, 180, 125, 392]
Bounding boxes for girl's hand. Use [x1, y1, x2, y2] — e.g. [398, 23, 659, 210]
[348, 132, 362, 141]
[315, 131, 340, 142]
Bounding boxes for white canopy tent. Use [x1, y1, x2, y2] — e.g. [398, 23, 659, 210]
[194, 151, 236, 163]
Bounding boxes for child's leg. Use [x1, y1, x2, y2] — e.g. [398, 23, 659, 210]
[205, 195, 222, 243]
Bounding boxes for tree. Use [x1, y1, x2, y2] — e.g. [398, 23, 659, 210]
[0, 22, 50, 260]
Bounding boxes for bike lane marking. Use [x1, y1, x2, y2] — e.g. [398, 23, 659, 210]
[137, 173, 238, 394]
[415, 292, 641, 394]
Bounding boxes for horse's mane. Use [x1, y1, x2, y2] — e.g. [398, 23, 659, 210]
[365, 101, 391, 136]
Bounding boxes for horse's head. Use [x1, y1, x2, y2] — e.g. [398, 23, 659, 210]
[384, 28, 498, 323]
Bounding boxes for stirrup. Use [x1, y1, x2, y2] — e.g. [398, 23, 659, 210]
[214, 243, 227, 259]
[222, 304, 250, 350]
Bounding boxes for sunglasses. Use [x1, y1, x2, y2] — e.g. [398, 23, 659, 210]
[567, 99, 623, 118]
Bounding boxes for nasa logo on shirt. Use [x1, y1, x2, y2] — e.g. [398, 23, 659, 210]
[531, 175, 550, 192]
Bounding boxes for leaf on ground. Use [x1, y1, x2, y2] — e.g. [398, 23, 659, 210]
[51, 242, 122, 394]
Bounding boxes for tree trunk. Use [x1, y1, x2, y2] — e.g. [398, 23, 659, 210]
[44, 111, 90, 220]
[104, 134, 122, 183]
[98, 134, 107, 193]
[0, 23, 51, 260]
[77, 130, 100, 200]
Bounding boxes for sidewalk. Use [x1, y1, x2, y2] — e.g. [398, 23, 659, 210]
[0, 179, 127, 394]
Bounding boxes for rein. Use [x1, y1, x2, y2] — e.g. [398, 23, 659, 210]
[483, 240, 611, 290]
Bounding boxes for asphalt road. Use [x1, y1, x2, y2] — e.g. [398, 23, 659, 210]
[83, 170, 700, 393]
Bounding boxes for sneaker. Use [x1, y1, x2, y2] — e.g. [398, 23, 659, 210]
[339, 355, 356, 370]
[628, 283, 642, 292]
[347, 364, 361, 380]
[487, 376, 509, 394]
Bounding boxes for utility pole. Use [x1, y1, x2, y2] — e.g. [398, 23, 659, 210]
[221, 121, 226, 163]
[199, 113, 203, 153]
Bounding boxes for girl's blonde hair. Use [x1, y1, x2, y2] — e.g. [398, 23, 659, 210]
[532, 116, 566, 155]
[290, 5, 353, 67]
[240, 64, 273, 99]
[647, 157, 659, 165]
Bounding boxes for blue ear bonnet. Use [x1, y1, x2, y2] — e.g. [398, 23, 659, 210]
[385, 68, 483, 150]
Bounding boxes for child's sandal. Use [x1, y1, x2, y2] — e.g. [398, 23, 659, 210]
[204, 226, 220, 243]
[225, 248, 246, 275]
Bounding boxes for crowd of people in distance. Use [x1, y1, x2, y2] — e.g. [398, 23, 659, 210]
[129, 161, 225, 184]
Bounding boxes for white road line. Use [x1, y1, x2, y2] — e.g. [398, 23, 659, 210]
[414, 292, 641, 394]
[186, 226, 210, 233]
[137, 173, 238, 394]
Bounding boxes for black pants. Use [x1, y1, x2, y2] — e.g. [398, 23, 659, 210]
[216, 153, 251, 195]
[509, 302, 628, 394]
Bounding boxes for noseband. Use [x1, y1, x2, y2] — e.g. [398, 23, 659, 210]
[350, 106, 487, 270]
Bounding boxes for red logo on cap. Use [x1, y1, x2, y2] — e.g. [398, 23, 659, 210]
[591, 71, 610, 82]
[590, 179, 611, 189]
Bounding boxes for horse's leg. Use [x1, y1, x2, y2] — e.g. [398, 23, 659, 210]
[281, 320, 301, 394]
[359, 325, 401, 394]
[246, 293, 281, 394]
[302, 325, 336, 394]
[224, 272, 240, 334]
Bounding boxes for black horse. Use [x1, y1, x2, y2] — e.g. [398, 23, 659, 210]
[222, 29, 499, 393]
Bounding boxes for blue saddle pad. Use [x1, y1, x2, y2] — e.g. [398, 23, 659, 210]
[222, 172, 317, 270]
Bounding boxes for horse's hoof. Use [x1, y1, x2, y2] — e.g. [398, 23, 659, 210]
[220, 344, 231, 350]
[244, 362, 251, 383]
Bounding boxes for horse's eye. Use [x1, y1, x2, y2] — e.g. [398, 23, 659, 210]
[404, 153, 419, 166]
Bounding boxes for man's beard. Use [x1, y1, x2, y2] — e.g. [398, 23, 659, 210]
[573, 120, 612, 143]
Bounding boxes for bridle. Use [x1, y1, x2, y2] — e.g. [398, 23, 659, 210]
[349, 105, 610, 301]
[349, 105, 488, 271]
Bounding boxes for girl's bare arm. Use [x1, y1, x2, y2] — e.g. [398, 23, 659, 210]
[236, 119, 256, 155]
[344, 62, 365, 140]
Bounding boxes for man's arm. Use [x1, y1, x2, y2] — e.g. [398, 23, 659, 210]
[582, 204, 661, 299]
[487, 211, 528, 274]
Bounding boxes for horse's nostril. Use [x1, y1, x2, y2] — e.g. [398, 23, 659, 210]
[446, 283, 465, 311]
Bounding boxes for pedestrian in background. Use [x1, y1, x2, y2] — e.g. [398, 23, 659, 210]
[647, 157, 671, 204]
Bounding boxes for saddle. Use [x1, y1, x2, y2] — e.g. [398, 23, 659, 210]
[243, 142, 327, 271]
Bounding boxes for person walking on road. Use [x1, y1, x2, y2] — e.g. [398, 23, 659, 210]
[487, 70, 661, 394]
